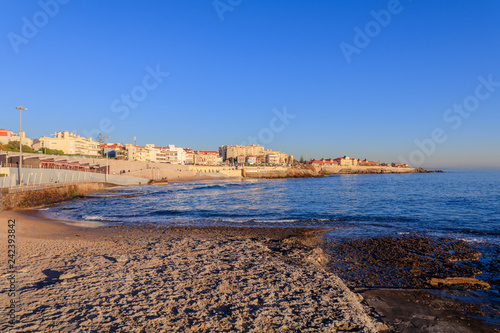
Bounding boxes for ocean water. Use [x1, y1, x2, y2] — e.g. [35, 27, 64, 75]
[49, 170, 500, 247]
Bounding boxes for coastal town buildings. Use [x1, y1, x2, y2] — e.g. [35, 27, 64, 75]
[266, 153, 280, 165]
[219, 144, 265, 161]
[392, 162, 409, 168]
[219, 144, 289, 165]
[2, 124, 404, 170]
[33, 131, 99, 156]
[124, 144, 169, 163]
[102, 143, 127, 159]
[110, 143, 199, 165]
[193, 151, 222, 165]
[264, 149, 288, 164]
[310, 158, 340, 167]
[309, 157, 406, 168]
[334, 156, 358, 167]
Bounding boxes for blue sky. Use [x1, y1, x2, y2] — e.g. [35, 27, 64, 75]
[1, 0, 499, 169]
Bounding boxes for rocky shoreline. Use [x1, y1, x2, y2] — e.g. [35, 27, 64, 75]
[324, 235, 499, 332]
[324, 235, 488, 290]
[243, 166, 443, 179]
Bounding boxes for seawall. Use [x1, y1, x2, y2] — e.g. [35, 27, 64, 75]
[316, 166, 437, 174]
[0, 182, 109, 211]
[242, 167, 319, 179]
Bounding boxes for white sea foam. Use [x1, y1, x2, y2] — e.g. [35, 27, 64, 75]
[84, 215, 106, 221]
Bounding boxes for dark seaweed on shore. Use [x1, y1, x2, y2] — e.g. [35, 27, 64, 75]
[323, 235, 485, 289]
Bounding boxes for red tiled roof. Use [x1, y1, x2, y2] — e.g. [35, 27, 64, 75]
[359, 160, 379, 166]
[196, 151, 219, 155]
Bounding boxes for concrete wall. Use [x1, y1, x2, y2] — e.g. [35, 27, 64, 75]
[0, 182, 107, 211]
[188, 165, 242, 177]
[243, 166, 289, 172]
[1, 168, 149, 187]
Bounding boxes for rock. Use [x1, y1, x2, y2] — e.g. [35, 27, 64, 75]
[58, 272, 77, 280]
[116, 255, 129, 263]
[428, 277, 490, 290]
[306, 248, 328, 267]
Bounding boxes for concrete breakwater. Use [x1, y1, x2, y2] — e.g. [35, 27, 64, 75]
[242, 167, 319, 179]
[317, 166, 442, 175]
[0, 182, 109, 211]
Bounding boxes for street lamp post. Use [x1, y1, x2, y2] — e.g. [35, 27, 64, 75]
[16, 106, 27, 185]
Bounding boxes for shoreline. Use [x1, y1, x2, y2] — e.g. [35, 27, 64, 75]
[2, 210, 498, 331]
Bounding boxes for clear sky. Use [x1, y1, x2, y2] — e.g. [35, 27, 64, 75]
[1, 0, 499, 169]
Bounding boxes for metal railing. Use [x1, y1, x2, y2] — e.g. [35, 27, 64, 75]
[0, 163, 106, 173]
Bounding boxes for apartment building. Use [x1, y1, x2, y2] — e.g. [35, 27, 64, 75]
[125, 144, 159, 162]
[265, 154, 280, 165]
[153, 145, 187, 164]
[33, 131, 99, 156]
[184, 149, 194, 164]
[219, 144, 288, 164]
[219, 144, 265, 161]
[263, 149, 288, 164]
[193, 151, 222, 165]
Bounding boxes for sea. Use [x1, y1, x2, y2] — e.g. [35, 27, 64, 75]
[48, 170, 500, 246]
[47, 170, 500, 323]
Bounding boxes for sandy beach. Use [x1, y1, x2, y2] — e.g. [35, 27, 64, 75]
[1, 210, 385, 332]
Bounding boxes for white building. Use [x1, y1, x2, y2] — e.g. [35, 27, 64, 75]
[33, 131, 99, 156]
[154, 145, 188, 164]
